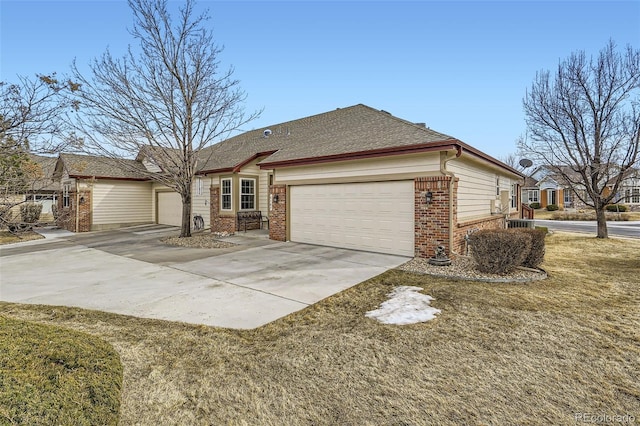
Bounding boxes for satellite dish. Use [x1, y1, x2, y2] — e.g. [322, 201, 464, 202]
[519, 158, 533, 168]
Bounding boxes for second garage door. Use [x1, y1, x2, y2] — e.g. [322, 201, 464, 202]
[290, 181, 414, 256]
[157, 192, 182, 226]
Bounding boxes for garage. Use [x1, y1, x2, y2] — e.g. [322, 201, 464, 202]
[290, 181, 414, 256]
[157, 191, 182, 226]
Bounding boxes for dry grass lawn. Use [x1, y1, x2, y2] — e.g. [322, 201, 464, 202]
[1, 232, 639, 424]
[0, 230, 44, 245]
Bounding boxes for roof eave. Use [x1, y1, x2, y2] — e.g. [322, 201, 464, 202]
[68, 174, 151, 182]
[258, 140, 461, 169]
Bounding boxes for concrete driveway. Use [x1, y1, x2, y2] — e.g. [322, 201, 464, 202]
[0, 225, 409, 328]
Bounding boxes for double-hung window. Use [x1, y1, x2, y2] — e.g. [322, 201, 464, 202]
[221, 178, 232, 211]
[63, 183, 71, 208]
[196, 177, 203, 196]
[528, 190, 539, 203]
[240, 178, 255, 210]
[510, 184, 518, 208]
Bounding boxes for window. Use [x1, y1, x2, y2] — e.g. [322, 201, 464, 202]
[63, 183, 70, 208]
[510, 184, 518, 208]
[496, 177, 500, 196]
[196, 177, 203, 196]
[627, 188, 640, 203]
[564, 188, 573, 206]
[240, 178, 255, 210]
[221, 178, 232, 210]
[528, 190, 539, 203]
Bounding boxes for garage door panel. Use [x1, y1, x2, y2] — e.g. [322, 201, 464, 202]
[157, 192, 182, 226]
[290, 181, 414, 256]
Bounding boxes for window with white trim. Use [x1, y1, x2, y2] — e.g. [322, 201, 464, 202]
[528, 190, 539, 203]
[63, 183, 71, 208]
[564, 188, 573, 206]
[240, 178, 255, 210]
[196, 177, 202, 196]
[510, 184, 518, 208]
[496, 177, 500, 196]
[221, 178, 232, 210]
[627, 188, 640, 203]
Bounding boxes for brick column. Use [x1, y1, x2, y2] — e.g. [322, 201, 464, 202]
[210, 186, 236, 233]
[415, 176, 457, 258]
[77, 190, 91, 232]
[269, 185, 286, 241]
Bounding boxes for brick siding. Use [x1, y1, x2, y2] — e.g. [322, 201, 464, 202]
[269, 185, 286, 241]
[56, 190, 91, 232]
[414, 176, 458, 258]
[210, 186, 236, 233]
[454, 215, 506, 256]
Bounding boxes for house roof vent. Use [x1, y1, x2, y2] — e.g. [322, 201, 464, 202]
[415, 122, 426, 128]
[263, 129, 272, 137]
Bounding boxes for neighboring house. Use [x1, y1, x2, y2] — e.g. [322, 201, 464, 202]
[522, 164, 640, 210]
[1, 154, 58, 223]
[610, 167, 640, 210]
[25, 154, 59, 221]
[53, 104, 524, 258]
[53, 153, 153, 232]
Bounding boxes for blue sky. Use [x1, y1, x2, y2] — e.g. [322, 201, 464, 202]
[1, 0, 639, 159]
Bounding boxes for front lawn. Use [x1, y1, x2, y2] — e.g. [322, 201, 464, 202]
[0, 230, 44, 245]
[0, 317, 122, 425]
[1, 233, 638, 424]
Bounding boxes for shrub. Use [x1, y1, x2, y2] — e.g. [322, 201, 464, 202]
[514, 228, 546, 269]
[20, 202, 42, 223]
[546, 204, 559, 211]
[468, 229, 532, 274]
[606, 204, 628, 212]
[529, 202, 541, 209]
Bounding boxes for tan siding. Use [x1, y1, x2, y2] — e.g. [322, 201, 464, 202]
[259, 169, 270, 213]
[449, 159, 518, 220]
[192, 176, 211, 226]
[92, 180, 153, 225]
[275, 154, 441, 185]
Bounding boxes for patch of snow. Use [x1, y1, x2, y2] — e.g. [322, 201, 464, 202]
[365, 286, 441, 325]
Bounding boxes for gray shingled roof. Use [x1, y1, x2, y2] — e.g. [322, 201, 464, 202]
[27, 154, 58, 191]
[199, 104, 455, 172]
[59, 153, 149, 180]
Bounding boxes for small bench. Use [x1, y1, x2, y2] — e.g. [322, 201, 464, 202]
[236, 211, 268, 232]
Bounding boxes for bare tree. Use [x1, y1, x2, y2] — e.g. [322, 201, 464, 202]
[521, 40, 640, 238]
[1, 74, 77, 155]
[70, 0, 259, 237]
[1, 74, 77, 224]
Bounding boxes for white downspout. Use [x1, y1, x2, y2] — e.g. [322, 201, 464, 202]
[440, 147, 462, 255]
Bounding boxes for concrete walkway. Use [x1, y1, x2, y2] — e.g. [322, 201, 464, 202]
[0, 226, 409, 328]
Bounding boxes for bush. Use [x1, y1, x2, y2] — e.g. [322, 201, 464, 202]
[514, 228, 546, 269]
[468, 229, 532, 274]
[546, 204, 559, 211]
[20, 202, 42, 223]
[529, 202, 541, 209]
[606, 204, 628, 212]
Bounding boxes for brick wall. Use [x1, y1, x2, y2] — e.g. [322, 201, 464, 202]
[414, 176, 458, 258]
[269, 185, 286, 241]
[210, 186, 236, 233]
[454, 215, 506, 256]
[56, 190, 91, 232]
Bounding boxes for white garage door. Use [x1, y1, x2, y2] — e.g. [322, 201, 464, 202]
[157, 192, 182, 226]
[290, 181, 414, 256]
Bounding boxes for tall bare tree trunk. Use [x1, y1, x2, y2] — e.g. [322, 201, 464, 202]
[181, 191, 192, 238]
[595, 205, 608, 239]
